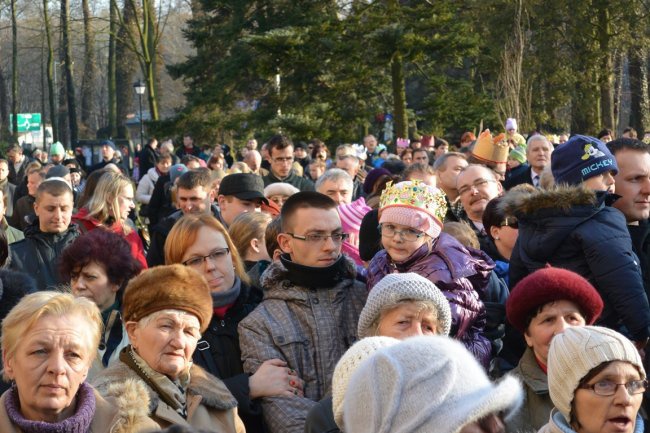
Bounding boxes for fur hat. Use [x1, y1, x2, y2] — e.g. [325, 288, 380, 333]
[471, 129, 508, 165]
[332, 336, 400, 429]
[548, 326, 645, 422]
[122, 264, 213, 333]
[264, 182, 300, 199]
[551, 135, 618, 186]
[379, 181, 447, 239]
[506, 266, 603, 334]
[343, 336, 523, 433]
[357, 273, 452, 338]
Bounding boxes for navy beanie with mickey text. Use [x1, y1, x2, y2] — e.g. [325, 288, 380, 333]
[551, 134, 618, 186]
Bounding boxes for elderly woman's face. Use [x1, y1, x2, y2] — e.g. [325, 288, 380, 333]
[71, 261, 120, 312]
[4, 314, 92, 422]
[377, 302, 438, 339]
[128, 311, 200, 380]
[524, 300, 586, 365]
[573, 361, 643, 433]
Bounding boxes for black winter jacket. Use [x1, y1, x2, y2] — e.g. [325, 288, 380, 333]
[193, 282, 265, 433]
[8, 219, 80, 290]
[505, 186, 650, 342]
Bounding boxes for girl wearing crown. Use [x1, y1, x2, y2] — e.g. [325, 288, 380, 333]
[367, 180, 495, 367]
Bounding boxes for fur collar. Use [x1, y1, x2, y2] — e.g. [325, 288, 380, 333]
[93, 359, 237, 413]
[502, 185, 598, 216]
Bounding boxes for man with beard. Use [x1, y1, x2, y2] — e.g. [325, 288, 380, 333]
[504, 135, 553, 190]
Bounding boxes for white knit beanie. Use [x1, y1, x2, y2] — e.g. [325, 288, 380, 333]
[331, 336, 400, 429]
[505, 118, 518, 131]
[343, 336, 523, 433]
[547, 326, 645, 422]
[357, 273, 452, 338]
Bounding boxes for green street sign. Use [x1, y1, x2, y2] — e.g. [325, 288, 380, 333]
[10, 113, 41, 133]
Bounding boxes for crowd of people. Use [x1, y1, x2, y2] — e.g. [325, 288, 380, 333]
[0, 122, 648, 432]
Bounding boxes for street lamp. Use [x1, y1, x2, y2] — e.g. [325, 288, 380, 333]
[133, 80, 146, 148]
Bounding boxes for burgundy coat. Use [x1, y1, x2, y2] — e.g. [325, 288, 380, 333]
[368, 232, 493, 367]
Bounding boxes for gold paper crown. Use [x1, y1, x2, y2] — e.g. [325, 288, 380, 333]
[471, 129, 509, 164]
[379, 180, 448, 224]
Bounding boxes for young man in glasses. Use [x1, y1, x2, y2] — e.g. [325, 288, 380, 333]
[238, 191, 367, 433]
[262, 134, 315, 192]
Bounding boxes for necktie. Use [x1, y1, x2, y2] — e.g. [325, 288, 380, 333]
[533, 175, 540, 187]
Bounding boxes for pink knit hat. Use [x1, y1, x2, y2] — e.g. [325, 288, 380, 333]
[378, 181, 447, 239]
[338, 198, 371, 265]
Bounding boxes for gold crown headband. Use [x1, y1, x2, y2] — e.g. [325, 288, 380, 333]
[379, 180, 448, 224]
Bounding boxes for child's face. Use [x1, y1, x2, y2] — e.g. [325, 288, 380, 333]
[381, 222, 429, 263]
[507, 158, 521, 169]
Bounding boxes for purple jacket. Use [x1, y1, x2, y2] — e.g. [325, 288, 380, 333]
[368, 232, 494, 367]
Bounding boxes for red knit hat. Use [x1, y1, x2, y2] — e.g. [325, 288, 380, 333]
[506, 266, 604, 334]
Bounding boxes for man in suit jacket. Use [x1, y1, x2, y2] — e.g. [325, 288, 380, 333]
[503, 135, 553, 190]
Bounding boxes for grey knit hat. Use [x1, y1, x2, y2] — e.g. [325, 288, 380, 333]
[343, 336, 523, 433]
[357, 273, 452, 338]
[332, 336, 400, 429]
[547, 326, 645, 422]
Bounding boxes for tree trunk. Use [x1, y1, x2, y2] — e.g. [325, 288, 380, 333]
[596, 1, 614, 130]
[391, 51, 407, 141]
[142, 0, 159, 121]
[11, 0, 18, 138]
[61, 0, 78, 146]
[116, 1, 138, 137]
[43, 0, 57, 142]
[80, 0, 97, 134]
[571, 75, 600, 134]
[108, 0, 118, 137]
[0, 65, 10, 140]
[629, 48, 649, 138]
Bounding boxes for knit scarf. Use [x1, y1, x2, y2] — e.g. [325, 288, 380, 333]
[4, 382, 96, 433]
[280, 254, 351, 289]
[211, 277, 241, 308]
[120, 346, 190, 419]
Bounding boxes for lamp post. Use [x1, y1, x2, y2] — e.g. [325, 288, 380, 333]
[133, 80, 146, 148]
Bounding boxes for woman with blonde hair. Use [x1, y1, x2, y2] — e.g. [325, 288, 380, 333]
[0, 291, 158, 432]
[229, 211, 272, 288]
[72, 171, 147, 268]
[165, 214, 302, 432]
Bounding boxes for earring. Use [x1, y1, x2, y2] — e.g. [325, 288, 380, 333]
[494, 236, 500, 240]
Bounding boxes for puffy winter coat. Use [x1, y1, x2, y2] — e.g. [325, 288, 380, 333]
[367, 232, 493, 367]
[238, 256, 367, 433]
[136, 167, 160, 205]
[505, 186, 650, 342]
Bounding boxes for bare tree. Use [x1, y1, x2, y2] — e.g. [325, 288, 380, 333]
[80, 0, 98, 134]
[494, 0, 532, 131]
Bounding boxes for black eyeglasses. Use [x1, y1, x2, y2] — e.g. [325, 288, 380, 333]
[182, 248, 230, 267]
[287, 232, 349, 243]
[579, 379, 648, 396]
[500, 217, 518, 229]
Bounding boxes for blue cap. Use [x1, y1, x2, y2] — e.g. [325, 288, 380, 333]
[551, 135, 618, 186]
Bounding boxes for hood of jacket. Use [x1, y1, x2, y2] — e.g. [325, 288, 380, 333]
[502, 186, 608, 262]
[259, 254, 358, 302]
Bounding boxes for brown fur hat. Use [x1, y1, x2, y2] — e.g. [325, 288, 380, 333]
[122, 264, 212, 332]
